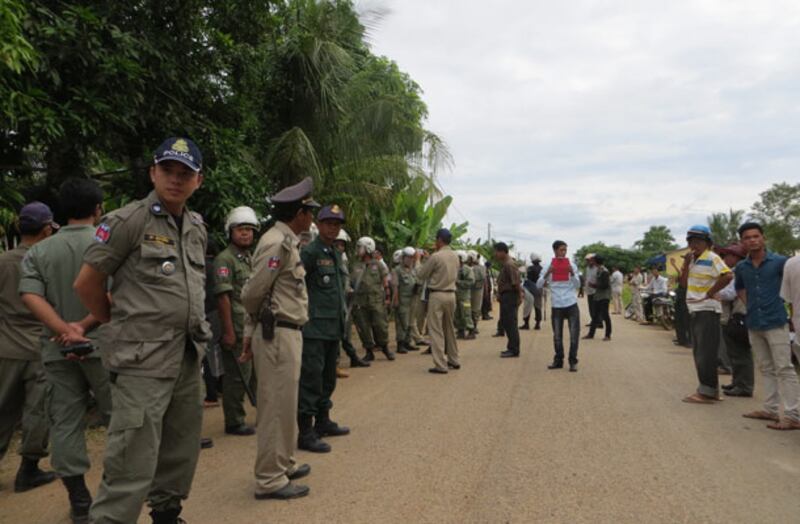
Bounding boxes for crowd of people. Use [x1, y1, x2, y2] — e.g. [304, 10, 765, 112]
[2, 136, 799, 523]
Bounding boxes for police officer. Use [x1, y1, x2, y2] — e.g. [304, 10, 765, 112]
[468, 250, 485, 332]
[297, 204, 351, 454]
[239, 177, 317, 500]
[351, 237, 394, 361]
[417, 229, 460, 373]
[20, 180, 112, 523]
[213, 206, 259, 436]
[0, 202, 56, 493]
[393, 247, 419, 353]
[333, 230, 370, 369]
[455, 250, 476, 340]
[75, 137, 210, 524]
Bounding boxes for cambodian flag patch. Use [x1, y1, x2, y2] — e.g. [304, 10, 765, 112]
[94, 223, 111, 243]
[216, 267, 230, 278]
[267, 256, 281, 270]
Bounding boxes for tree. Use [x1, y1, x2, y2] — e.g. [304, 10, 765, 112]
[574, 242, 647, 274]
[633, 225, 678, 258]
[751, 182, 800, 254]
[707, 209, 745, 246]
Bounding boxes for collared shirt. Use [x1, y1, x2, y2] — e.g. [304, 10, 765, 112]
[780, 256, 800, 330]
[610, 270, 624, 293]
[645, 275, 669, 296]
[719, 271, 746, 324]
[735, 251, 788, 330]
[213, 243, 253, 335]
[496, 258, 521, 294]
[687, 250, 730, 314]
[537, 258, 581, 308]
[416, 245, 459, 291]
[584, 265, 597, 295]
[0, 244, 42, 360]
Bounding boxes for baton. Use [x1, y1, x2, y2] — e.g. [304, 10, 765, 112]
[233, 353, 256, 407]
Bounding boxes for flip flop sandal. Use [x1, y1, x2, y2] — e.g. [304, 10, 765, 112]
[682, 394, 714, 404]
[767, 419, 800, 431]
[742, 411, 780, 422]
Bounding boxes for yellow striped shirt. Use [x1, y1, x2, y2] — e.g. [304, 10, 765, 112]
[687, 250, 730, 313]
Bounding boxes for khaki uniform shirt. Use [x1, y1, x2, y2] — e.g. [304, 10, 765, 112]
[83, 191, 211, 378]
[241, 221, 308, 338]
[496, 259, 521, 294]
[213, 244, 252, 336]
[471, 264, 486, 291]
[0, 245, 41, 360]
[456, 265, 475, 292]
[393, 266, 417, 302]
[19, 225, 101, 362]
[417, 245, 459, 291]
[351, 259, 388, 307]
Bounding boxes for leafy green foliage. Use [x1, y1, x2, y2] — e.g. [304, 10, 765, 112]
[633, 225, 678, 258]
[707, 209, 745, 247]
[751, 182, 800, 254]
[574, 242, 647, 273]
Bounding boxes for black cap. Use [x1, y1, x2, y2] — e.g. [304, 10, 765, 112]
[436, 228, 452, 244]
[153, 137, 202, 172]
[271, 177, 320, 207]
[318, 204, 345, 222]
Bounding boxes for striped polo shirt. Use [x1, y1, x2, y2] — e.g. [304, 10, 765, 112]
[687, 250, 731, 313]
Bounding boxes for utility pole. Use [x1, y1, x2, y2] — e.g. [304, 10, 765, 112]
[487, 223, 492, 243]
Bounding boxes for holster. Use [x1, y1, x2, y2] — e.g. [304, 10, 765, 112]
[259, 304, 275, 341]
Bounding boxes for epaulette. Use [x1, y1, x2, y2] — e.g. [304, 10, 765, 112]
[189, 210, 206, 227]
[103, 199, 146, 224]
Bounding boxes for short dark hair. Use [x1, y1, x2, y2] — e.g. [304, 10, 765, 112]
[18, 222, 46, 236]
[494, 242, 509, 253]
[552, 240, 567, 251]
[59, 178, 103, 220]
[594, 255, 605, 265]
[274, 202, 312, 223]
[738, 221, 764, 237]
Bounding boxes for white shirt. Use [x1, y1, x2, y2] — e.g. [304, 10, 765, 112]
[537, 259, 581, 308]
[645, 275, 669, 295]
[610, 270, 624, 293]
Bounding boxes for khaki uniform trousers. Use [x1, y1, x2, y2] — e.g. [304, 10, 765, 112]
[410, 294, 427, 342]
[0, 359, 49, 461]
[90, 350, 202, 523]
[253, 326, 304, 495]
[427, 291, 459, 371]
[220, 341, 255, 428]
[470, 288, 484, 327]
[44, 358, 111, 477]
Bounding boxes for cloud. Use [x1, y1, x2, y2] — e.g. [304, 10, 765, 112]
[368, 0, 800, 256]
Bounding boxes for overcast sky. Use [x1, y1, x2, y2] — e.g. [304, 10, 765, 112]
[367, 0, 800, 257]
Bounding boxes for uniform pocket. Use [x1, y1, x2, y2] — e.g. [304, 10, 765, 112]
[105, 404, 150, 480]
[139, 243, 179, 284]
[108, 407, 145, 433]
[108, 325, 176, 370]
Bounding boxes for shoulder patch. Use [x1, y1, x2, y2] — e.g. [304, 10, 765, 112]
[94, 223, 111, 243]
[217, 266, 230, 278]
[268, 256, 281, 270]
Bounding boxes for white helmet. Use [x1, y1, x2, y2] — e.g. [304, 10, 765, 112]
[402, 246, 416, 257]
[457, 250, 468, 263]
[356, 236, 376, 256]
[225, 206, 259, 238]
[530, 252, 542, 263]
[467, 250, 478, 263]
[392, 250, 402, 264]
[336, 229, 351, 243]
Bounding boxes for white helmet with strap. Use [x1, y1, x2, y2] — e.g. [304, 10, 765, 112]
[457, 250, 468, 263]
[336, 229, 351, 243]
[356, 236, 376, 255]
[402, 246, 416, 257]
[225, 206, 259, 238]
[392, 249, 402, 264]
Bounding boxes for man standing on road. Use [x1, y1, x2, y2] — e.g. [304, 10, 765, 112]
[610, 266, 624, 315]
[455, 250, 476, 340]
[417, 229, 460, 374]
[494, 242, 522, 358]
[0, 203, 56, 494]
[629, 266, 645, 322]
[351, 237, 394, 361]
[214, 206, 259, 437]
[21, 180, 112, 523]
[717, 243, 753, 398]
[468, 250, 485, 333]
[297, 204, 351, 454]
[735, 222, 799, 429]
[393, 247, 419, 353]
[332, 230, 370, 370]
[76, 137, 210, 523]
[537, 241, 582, 372]
[239, 177, 317, 500]
[679, 225, 733, 405]
[584, 254, 600, 329]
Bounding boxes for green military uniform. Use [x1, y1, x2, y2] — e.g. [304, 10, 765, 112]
[299, 237, 346, 422]
[213, 244, 255, 429]
[0, 244, 49, 464]
[470, 263, 486, 328]
[351, 258, 391, 354]
[85, 191, 210, 522]
[455, 264, 475, 334]
[18, 225, 112, 478]
[393, 265, 417, 349]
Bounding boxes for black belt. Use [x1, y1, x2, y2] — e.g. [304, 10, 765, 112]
[276, 321, 303, 331]
[429, 289, 455, 293]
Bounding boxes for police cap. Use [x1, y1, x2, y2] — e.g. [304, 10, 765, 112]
[271, 177, 320, 208]
[318, 204, 345, 222]
[154, 137, 202, 172]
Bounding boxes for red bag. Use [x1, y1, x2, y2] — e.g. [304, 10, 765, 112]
[551, 257, 571, 282]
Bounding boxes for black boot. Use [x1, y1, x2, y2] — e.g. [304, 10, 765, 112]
[297, 415, 331, 453]
[465, 329, 477, 340]
[150, 506, 185, 524]
[381, 345, 395, 361]
[520, 316, 530, 330]
[14, 457, 56, 492]
[534, 320, 541, 330]
[396, 342, 408, 354]
[315, 410, 350, 437]
[456, 330, 466, 339]
[62, 475, 92, 524]
[363, 348, 375, 362]
[350, 355, 370, 367]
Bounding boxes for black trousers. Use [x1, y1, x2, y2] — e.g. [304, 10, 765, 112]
[587, 294, 603, 328]
[299, 338, 339, 417]
[674, 286, 691, 344]
[552, 304, 580, 364]
[499, 292, 520, 354]
[722, 322, 754, 394]
[587, 299, 611, 338]
[690, 311, 721, 397]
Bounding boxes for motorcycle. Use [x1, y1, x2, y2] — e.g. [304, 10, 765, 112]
[639, 290, 676, 331]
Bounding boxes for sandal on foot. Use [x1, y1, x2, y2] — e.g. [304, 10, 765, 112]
[682, 393, 715, 404]
[766, 418, 800, 431]
[742, 410, 780, 422]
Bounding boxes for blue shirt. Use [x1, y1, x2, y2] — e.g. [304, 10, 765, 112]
[537, 259, 581, 308]
[734, 251, 788, 330]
